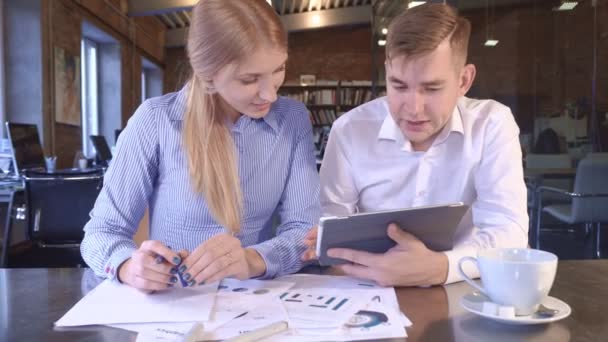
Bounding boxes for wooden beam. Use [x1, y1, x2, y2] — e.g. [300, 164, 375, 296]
[160, 14, 176, 29]
[166, 4, 372, 46]
[127, 0, 196, 16]
[170, 11, 185, 27]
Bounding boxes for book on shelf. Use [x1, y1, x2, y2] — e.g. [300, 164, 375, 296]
[283, 89, 336, 105]
[279, 80, 386, 127]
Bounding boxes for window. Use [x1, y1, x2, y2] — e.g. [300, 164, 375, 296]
[141, 68, 147, 103]
[141, 57, 163, 102]
[0, 2, 5, 139]
[80, 38, 99, 158]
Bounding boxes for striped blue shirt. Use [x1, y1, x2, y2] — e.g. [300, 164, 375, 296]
[81, 87, 321, 280]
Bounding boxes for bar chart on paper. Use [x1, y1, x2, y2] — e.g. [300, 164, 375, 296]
[279, 289, 370, 329]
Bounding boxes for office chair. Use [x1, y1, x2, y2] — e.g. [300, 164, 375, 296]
[6, 170, 104, 267]
[534, 157, 608, 258]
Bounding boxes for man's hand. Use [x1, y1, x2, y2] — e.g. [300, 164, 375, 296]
[301, 226, 318, 261]
[328, 223, 449, 287]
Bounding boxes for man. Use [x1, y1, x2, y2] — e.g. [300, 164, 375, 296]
[304, 3, 528, 286]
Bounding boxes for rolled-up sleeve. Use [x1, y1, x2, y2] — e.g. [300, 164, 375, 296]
[249, 112, 321, 278]
[81, 101, 159, 280]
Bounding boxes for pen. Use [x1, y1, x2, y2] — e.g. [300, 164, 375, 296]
[224, 321, 289, 342]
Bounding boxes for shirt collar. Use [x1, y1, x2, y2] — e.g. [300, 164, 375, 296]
[170, 86, 279, 135]
[433, 103, 464, 146]
[377, 99, 404, 143]
[376, 97, 465, 151]
[261, 102, 279, 134]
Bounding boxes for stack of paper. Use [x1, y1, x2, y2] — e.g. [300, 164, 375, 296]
[55, 275, 410, 341]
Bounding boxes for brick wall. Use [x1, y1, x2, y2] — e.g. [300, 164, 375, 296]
[286, 25, 375, 83]
[163, 25, 378, 92]
[163, 3, 607, 144]
[42, 0, 166, 168]
[465, 2, 608, 134]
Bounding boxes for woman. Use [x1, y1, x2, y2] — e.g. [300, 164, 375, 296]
[81, 0, 320, 291]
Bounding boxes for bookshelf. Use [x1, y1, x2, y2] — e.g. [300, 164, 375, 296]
[279, 81, 386, 127]
[279, 81, 386, 167]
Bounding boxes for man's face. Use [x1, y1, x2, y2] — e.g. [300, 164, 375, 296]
[385, 39, 474, 151]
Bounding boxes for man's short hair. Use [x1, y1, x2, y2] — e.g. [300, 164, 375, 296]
[386, 3, 471, 68]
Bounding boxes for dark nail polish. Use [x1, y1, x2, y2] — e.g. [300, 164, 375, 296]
[170, 267, 178, 274]
[178, 265, 187, 273]
[170, 276, 178, 283]
[188, 279, 196, 287]
[173, 256, 182, 265]
[183, 273, 191, 281]
[198, 281, 205, 286]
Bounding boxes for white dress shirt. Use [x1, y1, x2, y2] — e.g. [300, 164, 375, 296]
[319, 96, 529, 284]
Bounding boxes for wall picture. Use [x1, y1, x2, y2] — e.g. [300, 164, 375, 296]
[54, 46, 81, 126]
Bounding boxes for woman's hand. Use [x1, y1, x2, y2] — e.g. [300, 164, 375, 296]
[117, 240, 188, 292]
[178, 233, 267, 286]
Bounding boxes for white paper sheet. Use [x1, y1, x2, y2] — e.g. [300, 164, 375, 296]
[199, 297, 289, 341]
[55, 280, 218, 326]
[277, 274, 412, 327]
[265, 301, 407, 342]
[280, 288, 371, 329]
[94, 275, 409, 342]
[112, 279, 295, 340]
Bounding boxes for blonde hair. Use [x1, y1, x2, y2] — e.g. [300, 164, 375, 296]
[386, 3, 471, 68]
[184, 0, 287, 234]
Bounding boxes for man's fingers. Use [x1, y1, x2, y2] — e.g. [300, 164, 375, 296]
[140, 240, 182, 265]
[301, 249, 317, 261]
[387, 223, 419, 246]
[327, 248, 379, 267]
[304, 226, 318, 240]
[303, 238, 316, 248]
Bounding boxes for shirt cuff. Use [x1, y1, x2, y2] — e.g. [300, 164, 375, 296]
[443, 245, 480, 285]
[104, 248, 136, 282]
[248, 242, 281, 279]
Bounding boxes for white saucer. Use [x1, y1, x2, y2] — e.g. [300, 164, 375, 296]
[460, 292, 571, 325]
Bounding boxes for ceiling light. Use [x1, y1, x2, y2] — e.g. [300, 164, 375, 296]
[408, 1, 426, 9]
[484, 39, 499, 47]
[381, 28, 388, 35]
[311, 14, 321, 25]
[378, 40, 386, 46]
[554, 1, 578, 11]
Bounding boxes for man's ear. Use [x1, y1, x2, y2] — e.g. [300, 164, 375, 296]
[458, 64, 476, 97]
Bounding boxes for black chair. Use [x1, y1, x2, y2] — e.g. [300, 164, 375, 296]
[5, 170, 103, 267]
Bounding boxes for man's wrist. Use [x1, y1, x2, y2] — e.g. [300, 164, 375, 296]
[432, 252, 449, 285]
[245, 248, 267, 278]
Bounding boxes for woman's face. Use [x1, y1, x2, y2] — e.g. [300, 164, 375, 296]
[212, 47, 287, 122]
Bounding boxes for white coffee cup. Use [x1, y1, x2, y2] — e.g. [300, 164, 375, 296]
[458, 248, 558, 316]
[78, 158, 88, 170]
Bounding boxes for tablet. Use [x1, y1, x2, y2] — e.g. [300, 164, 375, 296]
[316, 202, 469, 266]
